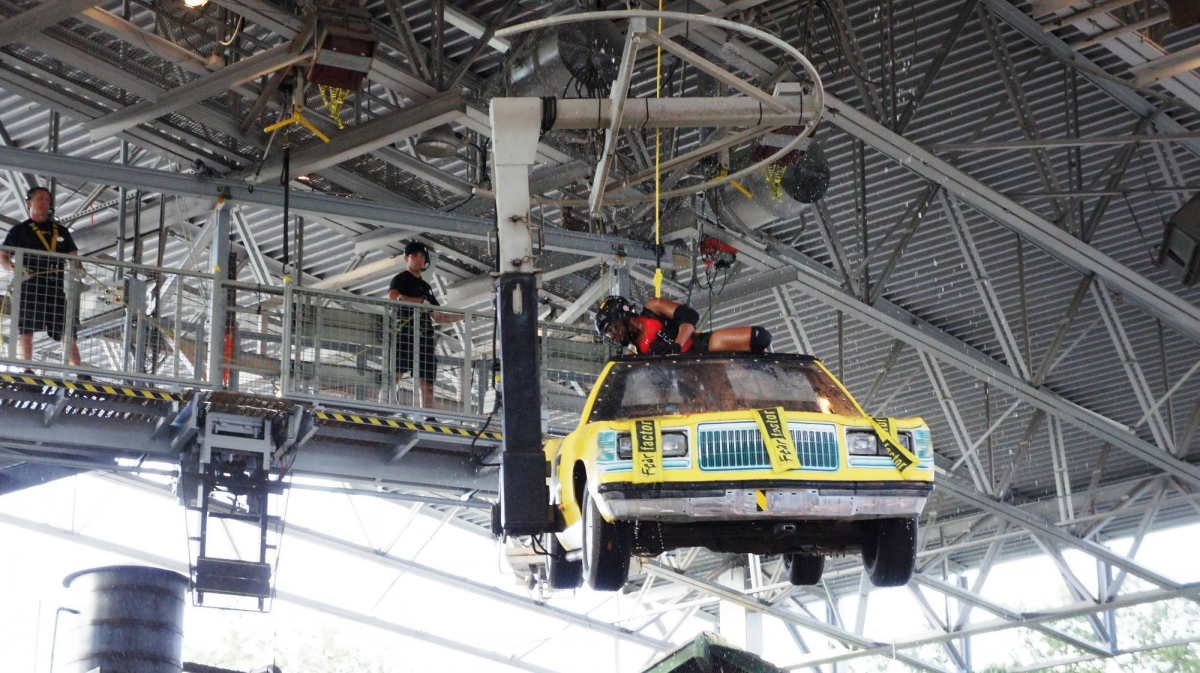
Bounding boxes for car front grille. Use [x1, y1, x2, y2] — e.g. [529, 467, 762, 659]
[697, 423, 839, 471]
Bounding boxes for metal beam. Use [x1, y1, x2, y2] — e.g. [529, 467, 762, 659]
[588, 19, 643, 217]
[0, 512, 571, 673]
[823, 92, 1200, 345]
[789, 579, 1200, 669]
[937, 476, 1181, 589]
[250, 92, 465, 184]
[84, 44, 312, 141]
[940, 191, 1030, 380]
[0, 145, 664, 263]
[979, 0, 1200, 159]
[642, 561, 953, 673]
[912, 575, 1111, 659]
[928, 133, 1200, 152]
[0, 462, 81, 496]
[0, 0, 104, 47]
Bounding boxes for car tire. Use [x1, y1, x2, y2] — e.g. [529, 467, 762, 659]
[582, 488, 631, 591]
[862, 517, 918, 588]
[547, 533, 583, 590]
[784, 553, 824, 586]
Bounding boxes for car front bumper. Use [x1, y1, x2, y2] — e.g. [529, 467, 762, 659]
[597, 480, 933, 522]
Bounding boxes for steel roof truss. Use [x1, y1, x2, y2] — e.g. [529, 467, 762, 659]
[939, 476, 1181, 589]
[1047, 416, 1077, 522]
[642, 561, 953, 673]
[863, 184, 937, 306]
[1091, 279, 1176, 454]
[829, 0, 884, 123]
[913, 574, 1111, 659]
[905, 583, 972, 671]
[979, 0, 1200, 159]
[1106, 480, 1166, 600]
[977, 4, 1073, 230]
[918, 351, 992, 495]
[772, 287, 815, 356]
[1030, 534, 1113, 646]
[940, 192, 1031, 381]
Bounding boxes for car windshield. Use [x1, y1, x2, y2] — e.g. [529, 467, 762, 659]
[587, 357, 863, 422]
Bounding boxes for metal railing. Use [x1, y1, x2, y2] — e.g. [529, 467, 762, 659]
[1, 246, 214, 386]
[0, 245, 610, 426]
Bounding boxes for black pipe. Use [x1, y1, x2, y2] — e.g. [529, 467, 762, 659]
[281, 141, 290, 272]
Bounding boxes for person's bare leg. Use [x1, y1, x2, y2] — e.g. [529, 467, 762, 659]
[419, 379, 436, 410]
[66, 337, 81, 366]
[705, 326, 753, 352]
[17, 333, 32, 362]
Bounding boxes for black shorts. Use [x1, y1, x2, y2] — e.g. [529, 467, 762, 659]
[396, 330, 437, 382]
[17, 288, 71, 341]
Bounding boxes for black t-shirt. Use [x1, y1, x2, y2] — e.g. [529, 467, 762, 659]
[389, 271, 439, 334]
[3, 219, 77, 287]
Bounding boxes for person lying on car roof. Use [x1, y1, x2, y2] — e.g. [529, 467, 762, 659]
[593, 295, 772, 356]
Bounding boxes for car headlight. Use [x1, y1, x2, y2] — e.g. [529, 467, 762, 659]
[846, 430, 881, 456]
[616, 431, 688, 459]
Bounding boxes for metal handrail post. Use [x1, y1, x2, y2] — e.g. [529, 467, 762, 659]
[8, 250, 21, 360]
[280, 282, 294, 397]
[62, 264, 82, 367]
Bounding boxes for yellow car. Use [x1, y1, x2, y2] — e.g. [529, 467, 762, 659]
[543, 353, 935, 591]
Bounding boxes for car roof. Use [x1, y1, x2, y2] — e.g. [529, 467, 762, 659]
[610, 352, 822, 365]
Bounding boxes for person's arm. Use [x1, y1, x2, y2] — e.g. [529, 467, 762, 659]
[388, 288, 426, 303]
[431, 310, 463, 324]
[0, 250, 11, 273]
[645, 297, 699, 345]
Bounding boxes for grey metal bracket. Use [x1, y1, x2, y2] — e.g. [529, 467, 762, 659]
[42, 387, 67, 427]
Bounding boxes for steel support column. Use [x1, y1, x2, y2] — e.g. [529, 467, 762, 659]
[208, 201, 231, 388]
[490, 98, 548, 535]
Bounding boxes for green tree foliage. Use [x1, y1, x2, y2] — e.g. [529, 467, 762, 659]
[183, 611, 406, 673]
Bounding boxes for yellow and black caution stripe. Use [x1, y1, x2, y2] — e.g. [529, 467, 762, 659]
[0, 373, 185, 401]
[314, 410, 502, 440]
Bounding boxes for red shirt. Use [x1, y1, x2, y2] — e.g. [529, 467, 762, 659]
[634, 315, 694, 354]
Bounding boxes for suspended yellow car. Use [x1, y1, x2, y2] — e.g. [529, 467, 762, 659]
[541, 352, 935, 591]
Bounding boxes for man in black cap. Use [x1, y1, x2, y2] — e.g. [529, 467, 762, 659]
[387, 241, 461, 409]
[0, 186, 84, 371]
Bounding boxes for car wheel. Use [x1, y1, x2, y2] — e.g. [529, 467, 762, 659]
[582, 488, 631, 591]
[784, 553, 824, 586]
[546, 533, 583, 590]
[862, 517, 918, 588]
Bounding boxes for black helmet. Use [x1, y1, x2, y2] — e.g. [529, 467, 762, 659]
[594, 295, 635, 346]
[403, 240, 431, 270]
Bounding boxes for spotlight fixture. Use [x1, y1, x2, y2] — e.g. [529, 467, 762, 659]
[1157, 193, 1200, 287]
[182, 0, 209, 8]
[414, 124, 462, 159]
[308, 4, 378, 91]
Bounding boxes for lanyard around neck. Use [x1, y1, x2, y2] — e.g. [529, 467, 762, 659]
[29, 221, 57, 253]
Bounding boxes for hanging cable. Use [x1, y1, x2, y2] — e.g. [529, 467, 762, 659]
[652, 0, 664, 298]
[281, 133, 292, 284]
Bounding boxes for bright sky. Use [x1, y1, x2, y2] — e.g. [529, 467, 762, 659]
[2, 472, 1198, 673]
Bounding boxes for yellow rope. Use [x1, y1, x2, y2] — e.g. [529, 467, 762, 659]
[762, 163, 788, 201]
[318, 84, 351, 130]
[653, 0, 664, 299]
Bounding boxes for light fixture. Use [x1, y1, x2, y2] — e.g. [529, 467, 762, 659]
[182, 0, 209, 8]
[414, 124, 462, 159]
[308, 4, 378, 91]
[1157, 193, 1200, 287]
